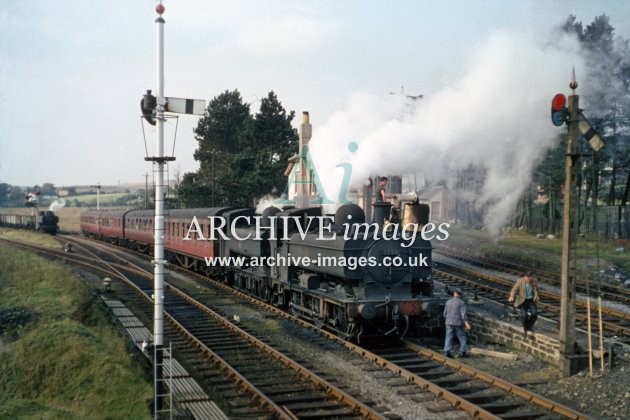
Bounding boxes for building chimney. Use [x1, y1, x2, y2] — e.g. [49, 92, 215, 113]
[296, 111, 313, 207]
[299, 111, 312, 151]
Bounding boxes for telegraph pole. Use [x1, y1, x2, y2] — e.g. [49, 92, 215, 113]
[559, 73, 580, 377]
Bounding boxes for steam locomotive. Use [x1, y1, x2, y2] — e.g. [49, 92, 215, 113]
[0, 210, 59, 235]
[80, 201, 441, 340]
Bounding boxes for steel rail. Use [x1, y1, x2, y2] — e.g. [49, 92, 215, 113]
[62, 237, 384, 419]
[403, 341, 596, 420]
[161, 307, 293, 419]
[435, 246, 630, 305]
[435, 263, 630, 338]
[13, 235, 596, 419]
[86, 257, 292, 418]
[164, 281, 386, 420]
[160, 253, 598, 419]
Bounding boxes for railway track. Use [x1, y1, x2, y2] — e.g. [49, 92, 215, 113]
[1, 235, 598, 418]
[362, 338, 591, 420]
[435, 245, 630, 306]
[63, 235, 598, 419]
[57, 236, 385, 419]
[432, 248, 630, 345]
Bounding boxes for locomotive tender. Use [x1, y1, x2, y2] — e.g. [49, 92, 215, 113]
[80, 202, 441, 340]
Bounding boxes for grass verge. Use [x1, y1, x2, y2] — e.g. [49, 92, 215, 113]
[0, 243, 152, 419]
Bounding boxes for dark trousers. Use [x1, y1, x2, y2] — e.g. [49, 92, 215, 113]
[519, 299, 538, 331]
[444, 324, 468, 354]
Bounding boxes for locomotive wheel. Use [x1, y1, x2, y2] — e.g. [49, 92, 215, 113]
[333, 317, 355, 340]
[263, 287, 272, 304]
[289, 304, 300, 318]
[224, 272, 234, 286]
[312, 317, 325, 329]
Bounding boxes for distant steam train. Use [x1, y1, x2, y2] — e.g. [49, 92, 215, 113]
[0, 210, 59, 235]
[80, 202, 441, 340]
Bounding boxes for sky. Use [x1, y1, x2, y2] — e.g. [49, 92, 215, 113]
[2, 1, 630, 223]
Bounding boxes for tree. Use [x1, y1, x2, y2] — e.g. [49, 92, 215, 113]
[40, 183, 56, 196]
[192, 89, 253, 207]
[0, 183, 10, 206]
[7, 185, 25, 206]
[531, 140, 565, 235]
[558, 14, 630, 238]
[177, 173, 213, 208]
[252, 92, 298, 198]
[181, 89, 298, 208]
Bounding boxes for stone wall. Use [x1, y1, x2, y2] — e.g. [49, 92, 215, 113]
[468, 313, 560, 364]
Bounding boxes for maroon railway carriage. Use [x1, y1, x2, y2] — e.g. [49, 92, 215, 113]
[80, 208, 152, 251]
[79, 210, 102, 237]
[123, 210, 155, 253]
[80, 208, 152, 250]
[164, 207, 236, 272]
[81, 207, 237, 263]
[80, 209, 128, 242]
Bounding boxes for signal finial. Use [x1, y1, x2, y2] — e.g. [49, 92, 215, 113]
[156, 2, 165, 15]
[569, 66, 578, 92]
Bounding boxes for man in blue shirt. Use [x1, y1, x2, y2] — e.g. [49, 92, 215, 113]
[443, 288, 471, 358]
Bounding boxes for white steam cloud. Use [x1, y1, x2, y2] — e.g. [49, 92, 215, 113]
[255, 194, 283, 214]
[49, 198, 66, 212]
[308, 30, 585, 235]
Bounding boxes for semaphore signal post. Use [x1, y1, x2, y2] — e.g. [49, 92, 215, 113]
[551, 69, 604, 377]
[141, 3, 205, 416]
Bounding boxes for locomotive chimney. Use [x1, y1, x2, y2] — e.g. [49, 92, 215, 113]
[372, 201, 392, 228]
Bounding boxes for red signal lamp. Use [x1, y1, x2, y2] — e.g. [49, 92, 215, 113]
[551, 93, 568, 126]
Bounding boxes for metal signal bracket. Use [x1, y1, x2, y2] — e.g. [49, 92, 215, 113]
[144, 156, 176, 163]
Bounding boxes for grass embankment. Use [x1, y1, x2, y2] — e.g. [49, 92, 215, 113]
[0, 243, 152, 419]
[444, 224, 630, 277]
